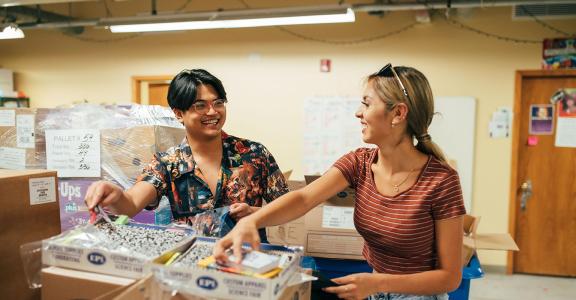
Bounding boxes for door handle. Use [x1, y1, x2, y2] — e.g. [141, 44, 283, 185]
[520, 179, 533, 211]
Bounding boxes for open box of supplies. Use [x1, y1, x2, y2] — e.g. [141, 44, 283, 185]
[150, 236, 305, 300]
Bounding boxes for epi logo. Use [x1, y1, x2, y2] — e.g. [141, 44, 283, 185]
[87, 252, 106, 265]
[196, 276, 218, 290]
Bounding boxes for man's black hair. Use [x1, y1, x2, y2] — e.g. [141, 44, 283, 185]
[167, 69, 227, 111]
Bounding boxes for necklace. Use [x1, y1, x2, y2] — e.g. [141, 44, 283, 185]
[392, 168, 417, 193]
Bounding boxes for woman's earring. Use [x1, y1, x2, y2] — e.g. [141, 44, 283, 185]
[391, 122, 397, 127]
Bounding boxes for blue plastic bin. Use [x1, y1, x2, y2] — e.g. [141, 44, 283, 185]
[448, 254, 484, 300]
[301, 256, 373, 278]
[301, 255, 483, 300]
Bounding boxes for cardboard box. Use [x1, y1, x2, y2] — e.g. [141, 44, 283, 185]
[266, 214, 307, 247]
[0, 169, 60, 300]
[151, 236, 303, 300]
[267, 176, 365, 260]
[266, 180, 307, 247]
[462, 214, 519, 267]
[41, 266, 135, 300]
[303, 175, 363, 259]
[303, 190, 365, 259]
[100, 125, 186, 187]
[95, 273, 311, 300]
[42, 223, 194, 279]
[282, 170, 293, 180]
[0, 108, 39, 169]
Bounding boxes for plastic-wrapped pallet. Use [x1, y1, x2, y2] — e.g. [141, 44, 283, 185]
[34, 104, 183, 169]
[32, 104, 185, 228]
[0, 107, 42, 169]
[34, 104, 185, 184]
[100, 125, 185, 188]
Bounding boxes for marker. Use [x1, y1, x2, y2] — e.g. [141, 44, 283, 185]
[165, 252, 181, 265]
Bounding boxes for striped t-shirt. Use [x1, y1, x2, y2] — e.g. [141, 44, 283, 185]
[333, 148, 466, 274]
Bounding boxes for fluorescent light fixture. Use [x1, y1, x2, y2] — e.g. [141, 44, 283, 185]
[0, 25, 24, 39]
[109, 7, 355, 33]
[1, 0, 91, 7]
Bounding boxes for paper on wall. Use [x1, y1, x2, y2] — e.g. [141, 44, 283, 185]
[45, 129, 101, 177]
[0, 109, 15, 126]
[555, 117, 576, 148]
[16, 114, 35, 148]
[555, 94, 576, 148]
[303, 96, 368, 175]
[0, 146, 26, 169]
[489, 107, 511, 138]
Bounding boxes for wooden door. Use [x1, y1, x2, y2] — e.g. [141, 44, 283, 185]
[131, 76, 172, 106]
[509, 70, 576, 276]
[148, 83, 170, 107]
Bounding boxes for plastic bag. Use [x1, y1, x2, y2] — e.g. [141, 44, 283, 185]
[19, 240, 43, 289]
[186, 206, 234, 238]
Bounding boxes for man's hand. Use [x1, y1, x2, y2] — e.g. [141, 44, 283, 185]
[84, 181, 124, 211]
[229, 203, 256, 221]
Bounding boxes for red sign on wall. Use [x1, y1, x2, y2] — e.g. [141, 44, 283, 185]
[320, 59, 331, 72]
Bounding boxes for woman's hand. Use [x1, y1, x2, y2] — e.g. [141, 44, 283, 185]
[324, 273, 382, 300]
[229, 202, 256, 221]
[213, 217, 261, 264]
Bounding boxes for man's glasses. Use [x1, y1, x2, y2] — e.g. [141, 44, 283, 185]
[191, 99, 227, 114]
[376, 63, 411, 102]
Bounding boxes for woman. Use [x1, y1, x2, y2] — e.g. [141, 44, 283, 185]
[214, 64, 466, 300]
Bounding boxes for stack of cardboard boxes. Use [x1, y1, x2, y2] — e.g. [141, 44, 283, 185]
[0, 108, 40, 169]
[0, 170, 60, 300]
[1, 106, 186, 230]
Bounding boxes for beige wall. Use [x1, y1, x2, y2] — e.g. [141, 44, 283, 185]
[1, 7, 575, 266]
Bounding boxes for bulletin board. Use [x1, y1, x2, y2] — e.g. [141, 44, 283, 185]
[303, 96, 476, 212]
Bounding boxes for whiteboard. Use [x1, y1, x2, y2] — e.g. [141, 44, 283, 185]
[302, 96, 368, 175]
[429, 97, 476, 213]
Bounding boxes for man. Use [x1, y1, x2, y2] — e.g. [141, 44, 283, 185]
[85, 69, 288, 241]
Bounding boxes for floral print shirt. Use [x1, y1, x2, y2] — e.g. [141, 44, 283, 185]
[137, 132, 289, 225]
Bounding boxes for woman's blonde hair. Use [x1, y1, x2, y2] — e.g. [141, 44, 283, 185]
[367, 66, 447, 163]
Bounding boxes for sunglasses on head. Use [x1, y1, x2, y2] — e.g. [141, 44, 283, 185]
[376, 63, 411, 102]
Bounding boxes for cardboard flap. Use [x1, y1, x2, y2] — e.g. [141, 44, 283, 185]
[287, 180, 306, 191]
[463, 215, 481, 236]
[304, 175, 355, 206]
[286, 272, 316, 287]
[475, 233, 519, 251]
[304, 175, 320, 184]
[463, 236, 476, 249]
[282, 170, 293, 180]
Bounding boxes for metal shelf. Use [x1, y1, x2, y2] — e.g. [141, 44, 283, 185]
[0, 97, 30, 108]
